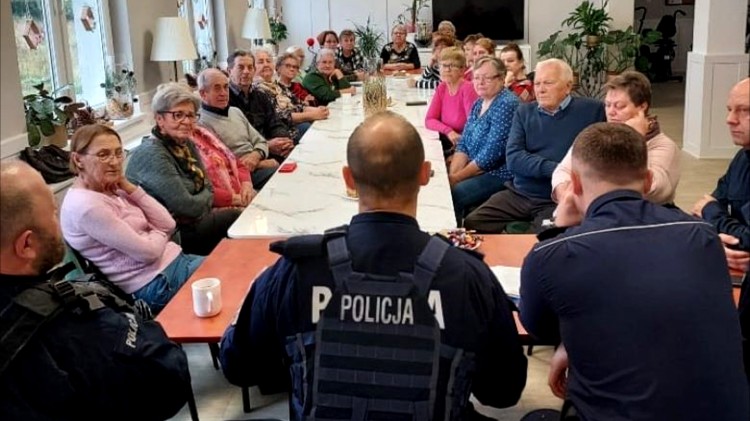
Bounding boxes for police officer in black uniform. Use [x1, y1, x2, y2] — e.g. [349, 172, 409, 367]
[220, 111, 527, 420]
[521, 123, 749, 420]
[0, 161, 191, 420]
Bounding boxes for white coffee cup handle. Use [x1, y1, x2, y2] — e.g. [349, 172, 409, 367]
[206, 291, 214, 314]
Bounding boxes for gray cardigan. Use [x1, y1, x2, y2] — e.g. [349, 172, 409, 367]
[199, 106, 269, 159]
[125, 135, 213, 221]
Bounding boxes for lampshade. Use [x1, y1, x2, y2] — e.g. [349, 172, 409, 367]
[242, 8, 272, 40]
[150, 17, 198, 61]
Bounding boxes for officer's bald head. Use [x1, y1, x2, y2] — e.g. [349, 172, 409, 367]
[346, 111, 425, 200]
[0, 161, 65, 275]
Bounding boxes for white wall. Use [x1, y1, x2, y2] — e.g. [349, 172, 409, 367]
[277, 0, 594, 69]
[0, 3, 26, 150]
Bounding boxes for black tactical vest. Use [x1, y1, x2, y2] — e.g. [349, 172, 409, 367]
[283, 226, 476, 421]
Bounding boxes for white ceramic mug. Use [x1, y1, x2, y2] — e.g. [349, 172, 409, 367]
[192, 278, 222, 317]
[340, 92, 352, 105]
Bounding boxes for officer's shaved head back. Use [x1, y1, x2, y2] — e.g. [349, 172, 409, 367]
[572, 122, 648, 186]
[0, 161, 64, 275]
[347, 111, 426, 200]
[1, 162, 41, 248]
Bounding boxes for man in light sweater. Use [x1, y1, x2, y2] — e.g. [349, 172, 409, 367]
[464, 59, 606, 233]
[198, 68, 278, 190]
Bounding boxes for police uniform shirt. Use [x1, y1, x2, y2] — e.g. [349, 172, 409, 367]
[220, 211, 527, 414]
[520, 190, 749, 420]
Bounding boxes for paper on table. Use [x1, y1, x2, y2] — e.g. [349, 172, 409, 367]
[490, 265, 521, 298]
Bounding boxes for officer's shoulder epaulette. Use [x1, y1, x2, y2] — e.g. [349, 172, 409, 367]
[270, 234, 326, 259]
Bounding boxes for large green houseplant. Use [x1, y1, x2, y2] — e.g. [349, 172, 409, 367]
[604, 27, 661, 74]
[353, 16, 384, 61]
[561, 0, 612, 47]
[23, 83, 81, 147]
[353, 16, 388, 116]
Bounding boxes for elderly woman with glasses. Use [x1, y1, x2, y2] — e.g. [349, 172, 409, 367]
[302, 48, 355, 106]
[125, 82, 242, 256]
[255, 52, 330, 143]
[425, 47, 478, 156]
[61, 124, 204, 314]
[449, 56, 519, 224]
[381, 24, 421, 71]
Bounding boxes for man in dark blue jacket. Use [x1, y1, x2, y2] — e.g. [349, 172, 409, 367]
[465, 58, 605, 233]
[521, 123, 749, 420]
[220, 111, 527, 420]
[693, 77, 750, 381]
[0, 162, 191, 420]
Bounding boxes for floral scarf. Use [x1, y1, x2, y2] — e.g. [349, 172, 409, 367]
[151, 126, 205, 192]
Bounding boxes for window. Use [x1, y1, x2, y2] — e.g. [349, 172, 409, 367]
[179, 0, 216, 76]
[11, 0, 114, 107]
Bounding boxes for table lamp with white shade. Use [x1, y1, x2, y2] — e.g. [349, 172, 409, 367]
[151, 17, 198, 82]
[242, 7, 272, 48]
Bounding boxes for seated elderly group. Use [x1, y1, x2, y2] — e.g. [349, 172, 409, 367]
[5, 11, 749, 416]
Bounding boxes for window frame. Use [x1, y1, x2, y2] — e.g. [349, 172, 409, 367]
[17, 0, 116, 107]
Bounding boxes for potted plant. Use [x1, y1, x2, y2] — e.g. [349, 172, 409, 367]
[604, 27, 661, 75]
[353, 16, 384, 61]
[353, 16, 388, 116]
[23, 83, 81, 148]
[268, 11, 288, 52]
[561, 0, 612, 47]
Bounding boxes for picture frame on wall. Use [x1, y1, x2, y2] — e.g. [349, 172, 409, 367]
[665, 0, 694, 5]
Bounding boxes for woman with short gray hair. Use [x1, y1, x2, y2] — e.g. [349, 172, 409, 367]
[380, 24, 421, 71]
[125, 82, 242, 256]
[302, 48, 355, 105]
[449, 56, 519, 224]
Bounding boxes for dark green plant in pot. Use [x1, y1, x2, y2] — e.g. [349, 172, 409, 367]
[269, 15, 288, 45]
[562, 0, 612, 46]
[604, 27, 661, 74]
[353, 16, 384, 60]
[23, 83, 82, 147]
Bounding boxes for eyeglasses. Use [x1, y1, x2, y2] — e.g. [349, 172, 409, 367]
[440, 63, 461, 70]
[474, 74, 501, 83]
[159, 111, 200, 122]
[393, 32, 407, 36]
[283, 63, 300, 70]
[83, 148, 125, 163]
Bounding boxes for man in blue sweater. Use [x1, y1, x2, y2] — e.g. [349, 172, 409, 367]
[464, 59, 605, 233]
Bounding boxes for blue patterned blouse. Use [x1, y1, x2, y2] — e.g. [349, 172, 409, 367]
[456, 88, 519, 180]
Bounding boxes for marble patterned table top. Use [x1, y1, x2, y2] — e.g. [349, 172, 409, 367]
[227, 78, 456, 238]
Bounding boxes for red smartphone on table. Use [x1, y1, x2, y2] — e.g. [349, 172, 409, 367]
[278, 161, 297, 173]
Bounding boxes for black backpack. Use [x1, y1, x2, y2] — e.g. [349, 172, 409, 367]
[0, 264, 148, 376]
[19, 144, 75, 184]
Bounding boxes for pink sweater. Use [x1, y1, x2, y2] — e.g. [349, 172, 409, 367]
[61, 183, 182, 293]
[425, 80, 479, 135]
[551, 132, 681, 204]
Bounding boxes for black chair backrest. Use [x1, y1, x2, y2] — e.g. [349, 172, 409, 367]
[656, 15, 677, 39]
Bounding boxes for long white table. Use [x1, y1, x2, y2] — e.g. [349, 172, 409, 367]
[227, 78, 456, 238]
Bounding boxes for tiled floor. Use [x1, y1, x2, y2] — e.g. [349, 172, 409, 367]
[168, 80, 734, 421]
